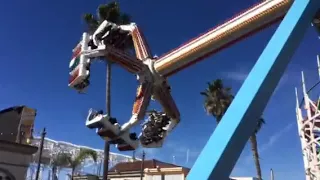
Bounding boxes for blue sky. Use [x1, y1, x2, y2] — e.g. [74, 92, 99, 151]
[1, 0, 320, 179]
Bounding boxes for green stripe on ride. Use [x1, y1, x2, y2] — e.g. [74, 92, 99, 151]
[70, 56, 80, 72]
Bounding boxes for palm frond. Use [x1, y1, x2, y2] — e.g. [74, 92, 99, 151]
[119, 13, 132, 25]
[83, 13, 99, 33]
[201, 79, 233, 122]
[97, 1, 120, 23]
[73, 148, 98, 168]
[254, 117, 265, 134]
[51, 153, 72, 168]
[83, 1, 132, 35]
[97, 4, 110, 21]
[200, 91, 208, 97]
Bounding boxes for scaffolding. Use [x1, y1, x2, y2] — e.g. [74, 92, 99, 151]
[27, 137, 140, 179]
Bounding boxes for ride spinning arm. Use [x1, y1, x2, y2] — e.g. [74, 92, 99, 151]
[73, 0, 320, 151]
[70, 20, 178, 150]
[154, 0, 293, 77]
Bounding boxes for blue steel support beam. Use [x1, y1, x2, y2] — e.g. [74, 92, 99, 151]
[187, 0, 320, 179]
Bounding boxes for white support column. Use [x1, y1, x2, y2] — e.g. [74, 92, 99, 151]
[296, 88, 311, 180]
[316, 55, 320, 79]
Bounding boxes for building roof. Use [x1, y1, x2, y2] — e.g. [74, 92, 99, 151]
[0, 106, 26, 115]
[109, 159, 190, 172]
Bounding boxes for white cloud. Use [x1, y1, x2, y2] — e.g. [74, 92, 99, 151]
[134, 141, 201, 165]
[223, 70, 289, 93]
[134, 146, 162, 160]
[164, 142, 201, 165]
[243, 122, 294, 164]
[224, 71, 248, 81]
[259, 122, 294, 153]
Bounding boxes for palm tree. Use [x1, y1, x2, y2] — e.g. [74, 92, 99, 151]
[200, 79, 234, 122]
[249, 117, 265, 180]
[66, 148, 98, 179]
[83, 1, 132, 34]
[50, 153, 70, 180]
[83, 2, 132, 180]
[200, 79, 264, 180]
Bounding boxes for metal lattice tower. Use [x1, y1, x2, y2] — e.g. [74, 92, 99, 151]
[28, 137, 140, 179]
[295, 56, 320, 180]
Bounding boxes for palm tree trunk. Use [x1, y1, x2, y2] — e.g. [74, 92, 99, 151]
[71, 167, 75, 180]
[103, 61, 112, 180]
[249, 134, 262, 180]
[52, 166, 56, 180]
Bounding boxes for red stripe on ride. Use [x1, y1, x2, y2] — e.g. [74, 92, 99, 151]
[164, 16, 284, 77]
[69, 69, 79, 84]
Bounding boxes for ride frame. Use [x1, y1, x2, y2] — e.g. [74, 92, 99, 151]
[295, 56, 320, 180]
[68, 0, 320, 179]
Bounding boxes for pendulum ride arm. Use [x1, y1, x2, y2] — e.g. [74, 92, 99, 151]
[121, 81, 153, 132]
[130, 23, 153, 60]
[117, 23, 155, 132]
[136, 0, 293, 147]
[81, 0, 302, 152]
[151, 80, 180, 131]
[104, 46, 144, 73]
[68, 21, 150, 92]
[82, 21, 157, 150]
[116, 0, 296, 146]
[138, 59, 181, 148]
[112, 22, 153, 60]
[154, 0, 293, 77]
[89, 20, 148, 74]
[153, 82, 180, 130]
[119, 23, 154, 132]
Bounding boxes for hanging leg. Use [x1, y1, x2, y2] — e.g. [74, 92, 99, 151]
[188, 1, 320, 179]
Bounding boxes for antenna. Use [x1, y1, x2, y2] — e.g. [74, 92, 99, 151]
[186, 149, 190, 165]
[133, 150, 136, 161]
[173, 155, 176, 164]
[302, 71, 307, 97]
[295, 88, 299, 109]
[270, 168, 274, 180]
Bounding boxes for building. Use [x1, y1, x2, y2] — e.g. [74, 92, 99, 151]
[74, 159, 190, 180]
[74, 159, 259, 180]
[0, 106, 38, 180]
[0, 105, 36, 144]
[108, 159, 190, 180]
[73, 159, 261, 180]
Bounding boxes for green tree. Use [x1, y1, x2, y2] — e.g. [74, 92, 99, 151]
[83, 1, 131, 34]
[83, 1, 132, 180]
[200, 79, 234, 122]
[50, 153, 70, 180]
[66, 148, 98, 178]
[200, 79, 264, 180]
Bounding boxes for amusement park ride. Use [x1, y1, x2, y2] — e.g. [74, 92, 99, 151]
[295, 57, 320, 180]
[68, 0, 320, 179]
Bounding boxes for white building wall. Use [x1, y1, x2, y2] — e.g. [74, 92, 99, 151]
[230, 177, 259, 180]
[110, 177, 140, 180]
